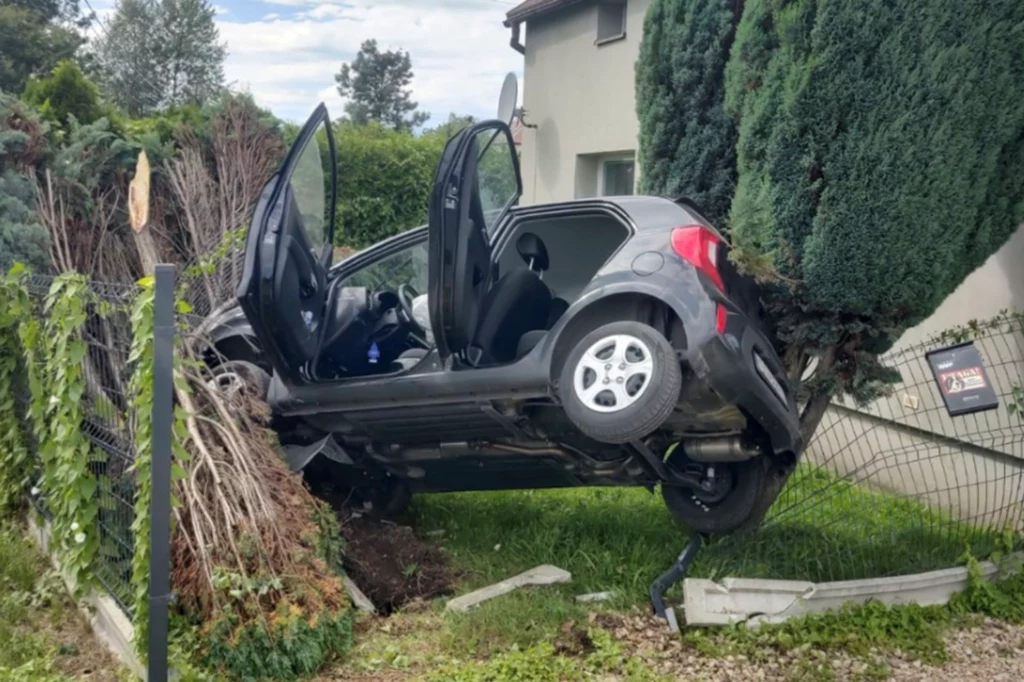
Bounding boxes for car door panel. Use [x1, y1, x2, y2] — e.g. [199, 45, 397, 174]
[237, 104, 336, 385]
[428, 121, 522, 363]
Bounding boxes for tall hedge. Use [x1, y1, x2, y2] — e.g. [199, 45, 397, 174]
[636, 0, 741, 228]
[334, 122, 445, 248]
[638, 0, 1024, 401]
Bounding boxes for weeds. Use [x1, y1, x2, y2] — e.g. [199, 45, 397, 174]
[419, 628, 669, 682]
[0, 520, 124, 681]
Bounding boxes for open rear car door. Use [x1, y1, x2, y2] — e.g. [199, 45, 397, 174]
[237, 104, 337, 385]
[428, 121, 522, 364]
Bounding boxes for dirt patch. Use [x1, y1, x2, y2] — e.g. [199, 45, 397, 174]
[553, 620, 597, 656]
[47, 613, 124, 682]
[342, 515, 456, 614]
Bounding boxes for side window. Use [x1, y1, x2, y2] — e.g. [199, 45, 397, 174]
[343, 240, 429, 293]
[597, 1, 627, 44]
[475, 128, 519, 233]
[289, 123, 332, 251]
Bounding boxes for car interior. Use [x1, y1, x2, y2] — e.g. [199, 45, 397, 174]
[310, 213, 631, 381]
[303, 125, 631, 384]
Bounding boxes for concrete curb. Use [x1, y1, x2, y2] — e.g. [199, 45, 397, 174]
[683, 552, 1024, 627]
[27, 514, 146, 679]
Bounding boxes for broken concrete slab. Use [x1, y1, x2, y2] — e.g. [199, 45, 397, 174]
[343, 575, 377, 614]
[683, 551, 1024, 627]
[446, 565, 571, 613]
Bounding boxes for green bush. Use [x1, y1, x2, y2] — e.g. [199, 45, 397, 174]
[22, 60, 113, 130]
[636, 0, 740, 228]
[637, 0, 1024, 400]
[334, 122, 444, 248]
[0, 94, 50, 273]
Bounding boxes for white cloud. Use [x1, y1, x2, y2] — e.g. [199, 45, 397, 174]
[219, 0, 523, 125]
[212, 4, 229, 14]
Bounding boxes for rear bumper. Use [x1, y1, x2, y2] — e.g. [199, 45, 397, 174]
[694, 313, 802, 458]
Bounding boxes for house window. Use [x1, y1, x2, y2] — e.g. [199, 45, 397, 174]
[600, 157, 635, 196]
[596, 1, 627, 45]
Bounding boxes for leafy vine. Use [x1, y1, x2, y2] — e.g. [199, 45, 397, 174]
[0, 266, 33, 510]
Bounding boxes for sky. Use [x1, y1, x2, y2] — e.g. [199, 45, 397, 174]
[85, 0, 526, 126]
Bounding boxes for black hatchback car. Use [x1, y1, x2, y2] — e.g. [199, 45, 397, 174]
[205, 103, 802, 535]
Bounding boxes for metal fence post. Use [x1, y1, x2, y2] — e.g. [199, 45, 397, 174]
[148, 265, 174, 682]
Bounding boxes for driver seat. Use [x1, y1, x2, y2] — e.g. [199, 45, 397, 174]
[471, 232, 553, 365]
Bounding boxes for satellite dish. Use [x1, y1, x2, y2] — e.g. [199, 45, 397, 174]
[497, 72, 518, 125]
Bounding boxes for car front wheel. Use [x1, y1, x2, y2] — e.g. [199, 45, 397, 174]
[558, 321, 682, 444]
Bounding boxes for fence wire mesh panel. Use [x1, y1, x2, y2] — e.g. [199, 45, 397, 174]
[701, 313, 1024, 583]
[22, 275, 141, 614]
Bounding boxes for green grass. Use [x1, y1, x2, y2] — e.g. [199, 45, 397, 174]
[403, 465, 1006, 657]
[0, 518, 127, 682]
[0, 520, 69, 681]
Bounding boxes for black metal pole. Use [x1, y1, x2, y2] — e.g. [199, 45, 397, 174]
[148, 265, 174, 682]
[650, 533, 704, 620]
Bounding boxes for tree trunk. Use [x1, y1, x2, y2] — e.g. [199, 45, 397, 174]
[797, 345, 837, 445]
[799, 390, 832, 445]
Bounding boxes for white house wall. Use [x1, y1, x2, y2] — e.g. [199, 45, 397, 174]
[520, 0, 651, 205]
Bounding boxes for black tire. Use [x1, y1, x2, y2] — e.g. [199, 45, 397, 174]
[559, 321, 682, 444]
[662, 457, 791, 536]
[350, 478, 413, 520]
[209, 360, 271, 401]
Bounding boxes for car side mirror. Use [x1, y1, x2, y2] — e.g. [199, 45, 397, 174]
[517, 232, 549, 272]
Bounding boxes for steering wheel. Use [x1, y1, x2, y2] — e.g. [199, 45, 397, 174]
[397, 284, 419, 324]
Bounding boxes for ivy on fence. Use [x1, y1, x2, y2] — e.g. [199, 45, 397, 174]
[0, 267, 32, 510]
[2, 264, 354, 681]
[0, 268, 109, 591]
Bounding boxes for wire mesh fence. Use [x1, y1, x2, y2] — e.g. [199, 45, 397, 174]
[702, 313, 1024, 582]
[20, 275, 142, 614]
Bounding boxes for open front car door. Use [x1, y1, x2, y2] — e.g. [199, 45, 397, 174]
[428, 121, 522, 365]
[237, 104, 337, 385]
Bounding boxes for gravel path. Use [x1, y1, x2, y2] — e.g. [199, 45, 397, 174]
[333, 612, 1024, 681]
[889, 619, 1024, 681]
[599, 613, 1024, 681]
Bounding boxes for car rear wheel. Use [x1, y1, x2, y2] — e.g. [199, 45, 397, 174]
[661, 456, 790, 536]
[558, 321, 682, 444]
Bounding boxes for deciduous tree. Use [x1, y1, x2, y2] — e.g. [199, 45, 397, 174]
[95, 0, 225, 116]
[335, 40, 430, 132]
[0, 0, 88, 93]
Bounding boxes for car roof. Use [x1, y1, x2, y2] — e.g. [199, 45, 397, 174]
[510, 195, 710, 233]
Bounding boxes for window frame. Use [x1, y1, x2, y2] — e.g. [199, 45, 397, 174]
[598, 154, 636, 197]
[595, 0, 628, 46]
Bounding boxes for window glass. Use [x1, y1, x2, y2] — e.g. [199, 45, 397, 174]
[597, 1, 627, 43]
[342, 240, 429, 294]
[289, 123, 331, 251]
[475, 128, 519, 232]
[602, 159, 635, 196]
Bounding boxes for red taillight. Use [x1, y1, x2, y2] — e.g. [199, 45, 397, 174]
[716, 304, 728, 334]
[671, 225, 725, 293]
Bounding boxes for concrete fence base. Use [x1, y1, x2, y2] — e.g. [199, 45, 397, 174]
[684, 551, 1024, 627]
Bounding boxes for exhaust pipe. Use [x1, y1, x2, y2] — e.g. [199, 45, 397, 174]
[683, 437, 761, 464]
